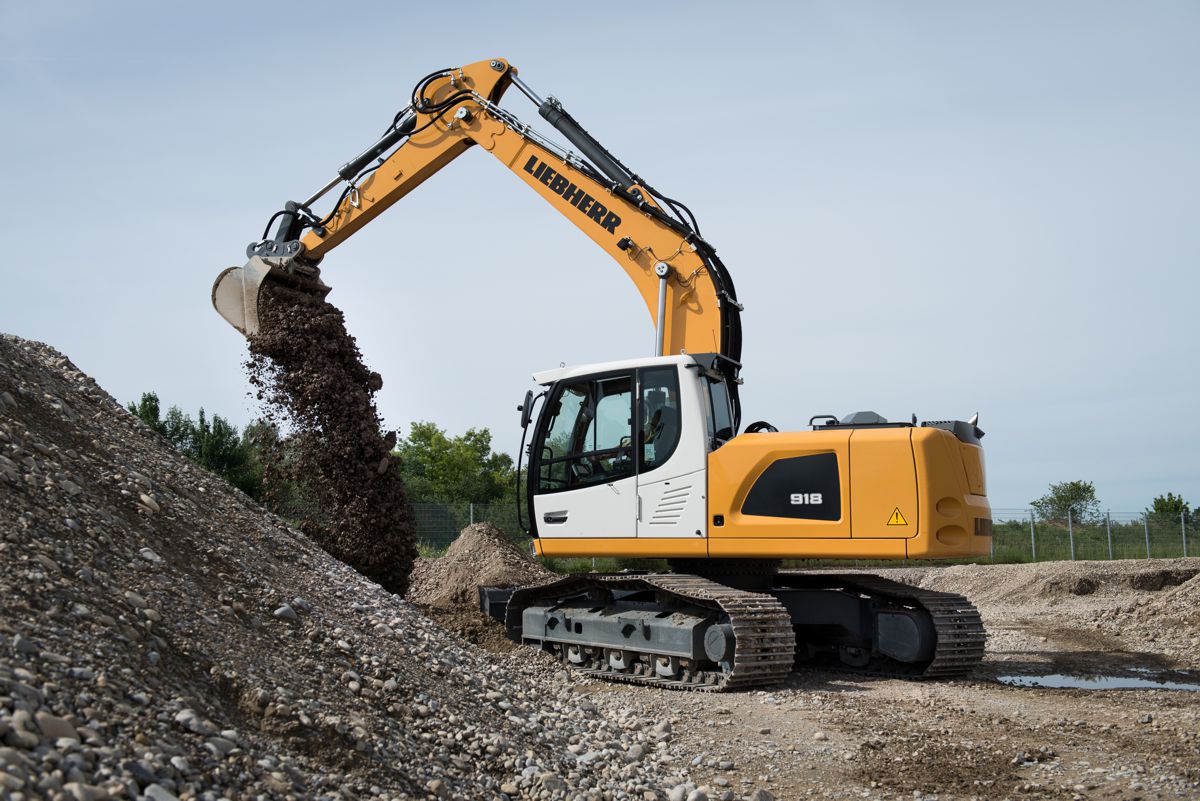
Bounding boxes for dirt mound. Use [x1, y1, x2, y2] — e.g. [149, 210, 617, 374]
[407, 523, 556, 653]
[0, 334, 690, 800]
[867, 559, 1200, 605]
[246, 282, 416, 596]
[408, 523, 555, 609]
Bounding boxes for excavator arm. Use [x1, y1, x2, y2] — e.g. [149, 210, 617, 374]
[212, 58, 743, 420]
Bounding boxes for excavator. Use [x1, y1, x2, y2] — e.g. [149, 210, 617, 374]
[213, 58, 991, 690]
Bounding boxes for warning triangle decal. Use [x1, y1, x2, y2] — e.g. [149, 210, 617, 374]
[887, 507, 909, 526]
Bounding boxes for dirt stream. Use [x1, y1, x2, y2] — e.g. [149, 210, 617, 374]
[2, 334, 1199, 800]
[247, 282, 416, 597]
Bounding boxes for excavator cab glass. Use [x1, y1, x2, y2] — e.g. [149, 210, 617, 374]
[537, 374, 634, 492]
[704, 376, 736, 447]
[639, 366, 681, 471]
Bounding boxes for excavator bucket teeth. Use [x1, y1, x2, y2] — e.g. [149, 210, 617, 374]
[211, 255, 329, 337]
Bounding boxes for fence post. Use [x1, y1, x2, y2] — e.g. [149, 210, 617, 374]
[1068, 508, 1075, 560]
[1183, 510, 1189, 558]
[1144, 515, 1152, 559]
[469, 502, 474, 525]
[1105, 512, 1113, 560]
[1029, 510, 1037, 562]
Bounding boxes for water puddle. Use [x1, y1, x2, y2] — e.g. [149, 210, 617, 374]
[997, 669, 1200, 691]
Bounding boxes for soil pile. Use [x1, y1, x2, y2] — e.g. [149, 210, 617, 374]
[865, 558, 1200, 668]
[408, 523, 555, 608]
[246, 282, 416, 596]
[0, 334, 698, 800]
[407, 524, 556, 652]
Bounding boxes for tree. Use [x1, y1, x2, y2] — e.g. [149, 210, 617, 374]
[127, 392, 262, 498]
[1146, 493, 1193, 526]
[394, 421, 515, 503]
[1031, 480, 1100, 523]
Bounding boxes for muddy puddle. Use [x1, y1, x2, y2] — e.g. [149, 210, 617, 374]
[997, 668, 1200, 691]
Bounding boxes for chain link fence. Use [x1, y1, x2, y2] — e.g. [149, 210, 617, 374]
[412, 502, 523, 552]
[412, 502, 1194, 564]
[992, 507, 1193, 563]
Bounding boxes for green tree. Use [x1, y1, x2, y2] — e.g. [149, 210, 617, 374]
[395, 421, 514, 503]
[1146, 492, 1193, 526]
[1031, 480, 1100, 523]
[127, 392, 262, 498]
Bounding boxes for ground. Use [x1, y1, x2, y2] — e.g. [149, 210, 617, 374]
[477, 560, 1200, 800]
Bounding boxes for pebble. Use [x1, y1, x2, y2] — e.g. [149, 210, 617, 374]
[34, 711, 78, 742]
[138, 546, 163, 563]
[273, 604, 299, 621]
[144, 784, 180, 801]
[138, 495, 161, 515]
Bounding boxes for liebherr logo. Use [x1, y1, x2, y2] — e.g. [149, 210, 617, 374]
[790, 493, 823, 505]
[522, 155, 622, 234]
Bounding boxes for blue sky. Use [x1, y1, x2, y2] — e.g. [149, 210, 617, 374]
[2, 1, 1197, 512]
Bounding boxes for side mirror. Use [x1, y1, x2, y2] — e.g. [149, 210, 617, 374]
[518, 389, 535, 429]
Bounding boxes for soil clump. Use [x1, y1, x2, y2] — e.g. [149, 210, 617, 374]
[246, 282, 416, 596]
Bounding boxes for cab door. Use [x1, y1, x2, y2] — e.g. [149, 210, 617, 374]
[532, 372, 637, 538]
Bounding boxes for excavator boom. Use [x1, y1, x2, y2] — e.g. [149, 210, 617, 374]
[212, 58, 744, 418]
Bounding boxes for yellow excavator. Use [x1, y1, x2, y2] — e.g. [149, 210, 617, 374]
[214, 58, 991, 689]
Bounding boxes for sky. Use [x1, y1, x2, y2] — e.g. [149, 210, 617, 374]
[2, 1, 1197, 513]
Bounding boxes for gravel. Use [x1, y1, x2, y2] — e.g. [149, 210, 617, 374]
[0, 333, 767, 800]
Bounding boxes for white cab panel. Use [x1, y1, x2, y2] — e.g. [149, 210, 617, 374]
[534, 476, 637, 538]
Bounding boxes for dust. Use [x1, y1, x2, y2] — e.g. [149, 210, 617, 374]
[246, 282, 416, 596]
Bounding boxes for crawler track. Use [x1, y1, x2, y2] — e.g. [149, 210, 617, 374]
[777, 572, 986, 678]
[506, 574, 796, 691]
[504, 571, 985, 689]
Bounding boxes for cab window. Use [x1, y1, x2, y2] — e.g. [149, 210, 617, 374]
[705, 377, 735, 448]
[640, 366, 681, 471]
[538, 374, 634, 492]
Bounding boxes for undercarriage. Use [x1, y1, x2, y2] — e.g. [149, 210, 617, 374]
[482, 560, 985, 691]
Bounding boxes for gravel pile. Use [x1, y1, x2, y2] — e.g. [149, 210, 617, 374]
[0, 334, 726, 801]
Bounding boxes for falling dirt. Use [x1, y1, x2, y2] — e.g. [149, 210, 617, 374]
[246, 282, 416, 596]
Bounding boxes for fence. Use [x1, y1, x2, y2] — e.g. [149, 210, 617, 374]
[413, 502, 523, 551]
[413, 502, 1196, 564]
[991, 507, 1192, 563]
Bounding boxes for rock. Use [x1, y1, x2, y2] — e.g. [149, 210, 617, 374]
[669, 784, 690, 801]
[748, 791, 776, 801]
[273, 604, 299, 621]
[174, 709, 217, 736]
[427, 778, 448, 798]
[538, 772, 568, 793]
[12, 634, 37, 654]
[686, 790, 709, 801]
[62, 782, 104, 801]
[626, 744, 646, 762]
[500, 782, 519, 795]
[1139, 714, 1153, 724]
[758, 727, 771, 735]
[138, 494, 161, 514]
[718, 760, 734, 770]
[205, 736, 237, 756]
[34, 711, 78, 741]
[812, 731, 828, 741]
[144, 784, 180, 801]
[138, 546, 163, 563]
